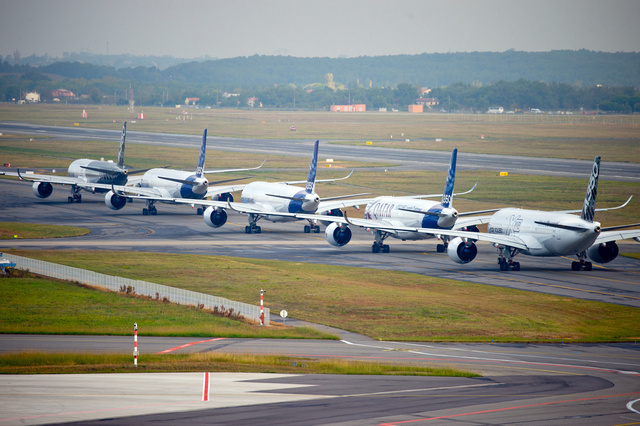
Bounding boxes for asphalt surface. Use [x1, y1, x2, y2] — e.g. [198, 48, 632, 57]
[1, 123, 639, 425]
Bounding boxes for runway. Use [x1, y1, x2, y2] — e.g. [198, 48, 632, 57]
[2, 121, 640, 181]
[1, 123, 640, 424]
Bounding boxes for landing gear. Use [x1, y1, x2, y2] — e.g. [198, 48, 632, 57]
[303, 222, 321, 234]
[571, 259, 593, 271]
[197, 207, 204, 216]
[497, 246, 520, 271]
[436, 243, 447, 253]
[372, 231, 390, 253]
[372, 241, 390, 253]
[142, 201, 157, 216]
[67, 188, 82, 203]
[245, 214, 262, 234]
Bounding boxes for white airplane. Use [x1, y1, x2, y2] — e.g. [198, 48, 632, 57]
[283, 148, 495, 252]
[121, 140, 366, 233]
[104, 129, 264, 215]
[4, 122, 138, 203]
[337, 156, 639, 271]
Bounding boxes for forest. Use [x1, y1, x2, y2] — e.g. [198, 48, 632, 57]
[1, 50, 638, 112]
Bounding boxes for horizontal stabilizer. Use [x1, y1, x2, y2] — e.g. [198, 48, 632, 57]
[534, 220, 592, 232]
[80, 165, 124, 175]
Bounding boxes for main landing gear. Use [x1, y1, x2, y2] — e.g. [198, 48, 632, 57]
[245, 214, 262, 234]
[372, 231, 390, 253]
[67, 186, 82, 203]
[497, 246, 520, 271]
[142, 200, 157, 216]
[571, 254, 593, 271]
[304, 221, 321, 234]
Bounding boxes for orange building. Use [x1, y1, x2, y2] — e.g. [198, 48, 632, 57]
[408, 104, 423, 113]
[330, 104, 366, 112]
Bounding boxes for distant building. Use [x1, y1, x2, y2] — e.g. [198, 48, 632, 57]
[24, 92, 40, 103]
[51, 89, 75, 98]
[247, 97, 258, 108]
[416, 97, 439, 108]
[330, 104, 366, 112]
[420, 87, 432, 96]
[487, 106, 504, 114]
[185, 97, 200, 105]
[408, 104, 423, 113]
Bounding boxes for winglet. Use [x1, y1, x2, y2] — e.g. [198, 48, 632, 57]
[17, 168, 24, 180]
[581, 156, 600, 222]
[117, 122, 126, 169]
[441, 148, 457, 208]
[305, 140, 319, 193]
[196, 129, 207, 178]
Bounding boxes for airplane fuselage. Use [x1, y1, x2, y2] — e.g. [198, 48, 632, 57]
[241, 181, 320, 223]
[487, 208, 601, 256]
[364, 196, 458, 241]
[67, 159, 128, 193]
[139, 169, 208, 199]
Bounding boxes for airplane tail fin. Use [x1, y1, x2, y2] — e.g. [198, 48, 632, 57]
[441, 148, 457, 208]
[195, 129, 207, 178]
[305, 140, 319, 193]
[117, 122, 126, 169]
[581, 156, 600, 222]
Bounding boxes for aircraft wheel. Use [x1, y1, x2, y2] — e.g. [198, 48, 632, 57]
[142, 208, 149, 216]
[372, 243, 380, 253]
[77, 194, 82, 203]
[382, 244, 390, 253]
[499, 260, 509, 271]
[197, 208, 203, 215]
[255, 226, 261, 234]
[571, 261, 580, 271]
[436, 244, 445, 253]
[245, 226, 251, 234]
[512, 262, 520, 271]
[314, 226, 321, 233]
[304, 225, 311, 233]
[584, 262, 592, 271]
[68, 196, 73, 203]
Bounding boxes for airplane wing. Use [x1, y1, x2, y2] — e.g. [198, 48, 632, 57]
[595, 224, 640, 244]
[5, 170, 81, 185]
[556, 195, 633, 215]
[282, 169, 354, 185]
[203, 160, 266, 174]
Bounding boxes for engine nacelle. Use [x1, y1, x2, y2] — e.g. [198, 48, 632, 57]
[319, 208, 344, 227]
[32, 181, 53, 198]
[212, 193, 234, 202]
[104, 190, 127, 210]
[447, 237, 478, 264]
[325, 222, 352, 247]
[203, 206, 228, 228]
[587, 241, 619, 264]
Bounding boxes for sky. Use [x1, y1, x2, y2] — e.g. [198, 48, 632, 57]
[1, 0, 639, 59]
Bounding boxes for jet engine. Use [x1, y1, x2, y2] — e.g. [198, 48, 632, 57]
[203, 206, 227, 228]
[325, 222, 352, 247]
[104, 190, 127, 210]
[212, 193, 234, 202]
[319, 208, 344, 227]
[32, 181, 53, 198]
[447, 237, 478, 264]
[587, 241, 619, 264]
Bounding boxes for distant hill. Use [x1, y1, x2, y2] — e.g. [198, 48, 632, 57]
[10, 50, 638, 88]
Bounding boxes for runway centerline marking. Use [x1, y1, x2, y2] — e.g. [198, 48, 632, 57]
[157, 338, 227, 354]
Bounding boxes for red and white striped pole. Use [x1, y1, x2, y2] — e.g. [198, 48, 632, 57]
[260, 289, 265, 326]
[133, 322, 138, 367]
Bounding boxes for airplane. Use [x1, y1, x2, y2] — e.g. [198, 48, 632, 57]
[280, 148, 496, 253]
[103, 128, 265, 215]
[4, 122, 138, 203]
[331, 156, 639, 271]
[116, 140, 367, 233]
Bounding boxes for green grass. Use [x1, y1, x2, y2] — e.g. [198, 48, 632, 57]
[0, 352, 478, 376]
[0, 222, 89, 239]
[3, 250, 640, 343]
[0, 275, 334, 339]
[1, 104, 639, 162]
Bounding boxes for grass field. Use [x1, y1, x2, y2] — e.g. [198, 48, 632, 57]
[0, 352, 478, 376]
[3, 249, 639, 343]
[0, 222, 89, 239]
[1, 104, 639, 162]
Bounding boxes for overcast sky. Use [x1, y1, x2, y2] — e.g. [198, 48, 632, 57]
[2, 0, 639, 59]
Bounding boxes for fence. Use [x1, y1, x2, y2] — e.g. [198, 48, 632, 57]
[1, 253, 269, 325]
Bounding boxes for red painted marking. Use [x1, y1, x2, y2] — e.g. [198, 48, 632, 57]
[378, 391, 640, 425]
[203, 372, 210, 402]
[156, 338, 227, 354]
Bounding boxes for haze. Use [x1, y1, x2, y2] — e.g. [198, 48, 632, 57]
[2, 0, 639, 59]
